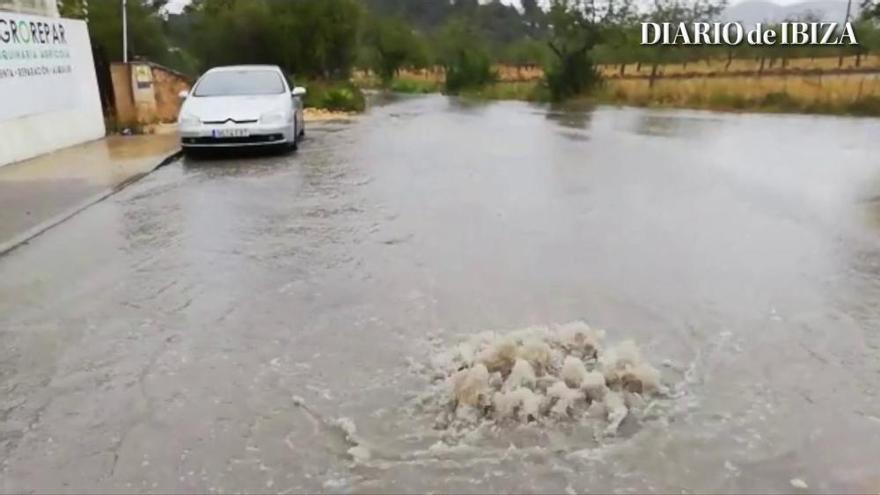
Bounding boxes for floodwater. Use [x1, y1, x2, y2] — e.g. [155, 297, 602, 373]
[2, 95, 880, 493]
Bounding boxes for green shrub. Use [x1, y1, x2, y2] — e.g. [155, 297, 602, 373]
[760, 91, 799, 110]
[544, 52, 602, 102]
[461, 81, 544, 101]
[303, 80, 366, 112]
[437, 19, 496, 94]
[686, 92, 705, 106]
[444, 52, 496, 93]
[707, 92, 748, 110]
[802, 99, 835, 115]
[845, 96, 880, 116]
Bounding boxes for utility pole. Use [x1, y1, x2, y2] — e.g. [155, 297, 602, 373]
[838, 0, 853, 67]
[122, 0, 128, 63]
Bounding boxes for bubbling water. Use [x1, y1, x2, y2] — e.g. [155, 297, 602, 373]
[422, 322, 669, 440]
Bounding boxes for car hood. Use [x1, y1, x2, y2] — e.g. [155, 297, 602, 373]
[182, 94, 288, 122]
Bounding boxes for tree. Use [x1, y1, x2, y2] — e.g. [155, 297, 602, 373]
[593, 25, 644, 76]
[502, 37, 549, 73]
[57, 0, 88, 19]
[518, 0, 548, 41]
[855, 18, 880, 62]
[863, 0, 879, 20]
[188, 0, 278, 70]
[642, 0, 727, 86]
[59, 0, 170, 62]
[543, 0, 635, 101]
[362, 0, 542, 47]
[363, 16, 423, 86]
[288, 0, 363, 78]
[437, 18, 495, 93]
[186, 0, 362, 79]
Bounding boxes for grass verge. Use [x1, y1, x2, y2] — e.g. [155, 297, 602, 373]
[602, 76, 880, 117]
[303, 80, 366, 113]
[353, 71, 880, 117]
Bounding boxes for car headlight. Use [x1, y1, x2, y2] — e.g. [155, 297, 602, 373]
[260, 111, 288, 125]
[178, 113, 200, 127]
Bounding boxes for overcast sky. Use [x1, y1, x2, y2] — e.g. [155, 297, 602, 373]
[166, 0, 189, 13]
[163, 0, 810, 15]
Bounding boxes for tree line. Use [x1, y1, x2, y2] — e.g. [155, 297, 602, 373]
[58, 0, 880, 101]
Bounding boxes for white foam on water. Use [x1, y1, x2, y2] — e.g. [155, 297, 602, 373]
[347, 445, 372, 462]
[419, 321, 671, 442]
[547, 381, 583, 417]
[790, 478, 809, 489]
[494, 387, 542, 421]
[504, 359, 537, 391]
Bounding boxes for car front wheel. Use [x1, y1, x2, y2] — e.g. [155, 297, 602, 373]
[288, 124, 298, 151]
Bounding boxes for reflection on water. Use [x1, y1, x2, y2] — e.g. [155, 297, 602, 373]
[631, 111, 726, 138]
[544, 101, 595, 130]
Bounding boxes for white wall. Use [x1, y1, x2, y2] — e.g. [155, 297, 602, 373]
[0, 0, 59, 18]
[0, 13, 105, 167]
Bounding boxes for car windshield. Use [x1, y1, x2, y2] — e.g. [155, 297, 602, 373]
[193, 70, 285, 97]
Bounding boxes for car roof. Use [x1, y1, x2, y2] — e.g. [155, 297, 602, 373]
[205, 65, 283, 73]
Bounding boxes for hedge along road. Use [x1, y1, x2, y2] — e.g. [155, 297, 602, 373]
[1, 94, 880, 493]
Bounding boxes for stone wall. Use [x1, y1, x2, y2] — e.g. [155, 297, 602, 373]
[110, 64, 136, 125]
[152, 65, 192, 123]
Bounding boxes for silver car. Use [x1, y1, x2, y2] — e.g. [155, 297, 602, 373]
[177, 65, 306, 152]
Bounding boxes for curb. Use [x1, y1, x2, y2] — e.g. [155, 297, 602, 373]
[0, 148, 183, 258]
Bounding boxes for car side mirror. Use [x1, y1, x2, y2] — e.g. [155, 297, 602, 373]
[178, 90, 189, 99]
[291, 87, 307, 97]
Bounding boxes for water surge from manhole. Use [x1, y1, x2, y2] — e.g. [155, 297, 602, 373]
[410, 322, 673, 449]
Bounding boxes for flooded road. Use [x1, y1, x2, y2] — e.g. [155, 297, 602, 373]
[2, 95, 880, 493]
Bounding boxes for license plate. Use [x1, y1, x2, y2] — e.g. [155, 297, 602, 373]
[212, 128, 249, 138]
